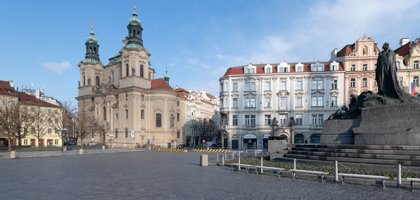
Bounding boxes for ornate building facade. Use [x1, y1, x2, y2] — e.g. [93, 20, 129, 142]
[219, 61, 345, 150]
[395, 38, 420, 95]
[76, 4, 183, 148]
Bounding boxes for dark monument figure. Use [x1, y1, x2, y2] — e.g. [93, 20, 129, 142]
[375, 42, 405, 101]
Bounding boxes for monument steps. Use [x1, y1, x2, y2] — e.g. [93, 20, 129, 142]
[284, 145, 420, 166]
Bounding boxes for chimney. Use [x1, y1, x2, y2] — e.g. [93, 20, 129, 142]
[400, 38, 410, 46]
[9, 80, 14, 89]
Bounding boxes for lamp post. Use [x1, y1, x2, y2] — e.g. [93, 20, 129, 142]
[289, 117, 296, 144]
[271, 117, 278, 137]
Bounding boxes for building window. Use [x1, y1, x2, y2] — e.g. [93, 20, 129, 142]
[362, 64, 368, 71]
[156, 113, 162, 127]
[264, 81, 271, 91]
[414, 60, 419, 69]
[223, 98, 228, 108]
[331, 96, 337, 107]
[296, 66, 303, 72]
[115, 129, 118, 138]
[295, 96, 303, 108]
[265, 66, 272, 73]
[48, 128, 52, 134]
[264, 97, 271, 108]
[350, 64, 356, 71]
[311, 96, 324, 107]
[312, 80, 324, 90]
[265, 115, 271, 126]
[244, 97, 256, 108]
[312, 114, 324, 127]
[331, 80, 338, 90]
[232, 98, 238, 108]
[245, 67, 256, 74]
[103, 106, 106, 120]
[310, 134, 321, 143]
[280, 81, 287, 91]
[362, 78, 368, 87]
[177, 131, 180, 138]
[140, 110, 144, 119]
[279, 97, 287, 109]
[95, 76, 100, 86]
[245, 115, 256, 127]
[232, 115, 238, 126]
[350, 78, 356, 88]
[54, 139, 59, 145]
[125, 128, 128, 138]
[126, 64, 129, 76]
[331, 64, 338, 71]
[245, 81, 256, 91]
[296, 80, 303, 90]
[140, 65, 144, 78]
[23, 139, 28, 145]
[294, 134, 304, 144]
[295, 114, 303, 125]
[125, 109, 128, 119]
[232, 82, 238, 92]
[177, 113, 180, 122]
[279, 115, 287, 126]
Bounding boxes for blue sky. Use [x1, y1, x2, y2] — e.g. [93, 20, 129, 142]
[1, 0, 420, 107]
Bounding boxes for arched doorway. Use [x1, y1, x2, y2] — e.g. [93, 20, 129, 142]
[243, 134, 257, 150]
[294, 134, 304, 144]
[262, 134, 271, 150]
[310, 133, 321, 144]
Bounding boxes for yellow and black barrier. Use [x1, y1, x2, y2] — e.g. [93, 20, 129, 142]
[156, 148, 231, 153]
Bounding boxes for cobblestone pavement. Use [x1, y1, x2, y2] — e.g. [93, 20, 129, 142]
[0, 152, 418, 200]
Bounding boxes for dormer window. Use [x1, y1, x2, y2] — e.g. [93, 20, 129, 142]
[244, 64, 256, 74]
[329, 61, 339, 71]
[278, 62, 290, 73]
[295, 63, 303, 72]
[311, 62, 324, 72]
[264, 64, 272, 73]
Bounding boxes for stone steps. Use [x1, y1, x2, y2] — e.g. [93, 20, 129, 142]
[284, 144, 420, 166]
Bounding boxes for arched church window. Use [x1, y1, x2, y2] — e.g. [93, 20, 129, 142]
[140, 65, 144, 78]
[95, 76, 100, 86]
[83, 75, 86, 86]
[126, 64, 129, 76]
[94, 47, 97, 54]
[103, 106, 107, 120]
[156, 113, 162, 128]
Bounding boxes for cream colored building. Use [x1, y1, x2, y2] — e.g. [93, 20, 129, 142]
[395, 38, 420, 95]
[175, 88, 219, 147]
[0, 80, 63, 147]
[332, 36, 380, 105]
[77, 5, 183, 148]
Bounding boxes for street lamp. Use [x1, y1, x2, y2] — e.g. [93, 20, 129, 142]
[289, 117, 296, 144]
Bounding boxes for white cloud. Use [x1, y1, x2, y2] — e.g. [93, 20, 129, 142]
[185, 58, 212, 69]
[42, 61, 72, 74]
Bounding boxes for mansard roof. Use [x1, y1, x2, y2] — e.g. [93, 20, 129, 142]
[0, 80, 14, 92]
[151, 78, 173, 90]
[222, 62, 344, 77]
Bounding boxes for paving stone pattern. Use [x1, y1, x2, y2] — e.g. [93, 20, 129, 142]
[0, 151, 418, 200]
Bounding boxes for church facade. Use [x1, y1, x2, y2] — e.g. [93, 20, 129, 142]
[76, 4, 183, 148]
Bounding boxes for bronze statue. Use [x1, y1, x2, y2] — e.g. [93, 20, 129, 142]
[375, 43, 405, 101]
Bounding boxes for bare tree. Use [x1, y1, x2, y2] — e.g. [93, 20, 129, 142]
[199, 119, 217, 144]
[0, 103, 34, 147]
[0, 104, 19, 150]
[30, 105, 49, 147]
[75, 109, 96, 147]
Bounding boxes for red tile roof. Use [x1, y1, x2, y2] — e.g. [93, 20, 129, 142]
[394, 42, 410, 57]
[175, 87, 189, 98]
[0, 80, 14, 92]
[336, 44, 355, 57]
[222, 62, 343, 77]
[151, 78, 173, 90]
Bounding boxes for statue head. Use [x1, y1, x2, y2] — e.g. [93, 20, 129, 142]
[382, 42, 390, 51]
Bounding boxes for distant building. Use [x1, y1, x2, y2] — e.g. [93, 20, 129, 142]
[332, 36, 380, 106]
[0, 80, 63, 147]
[219, 61, 345, 150]
[394, 38, 420, 96]
[175, 87, 219, 147]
